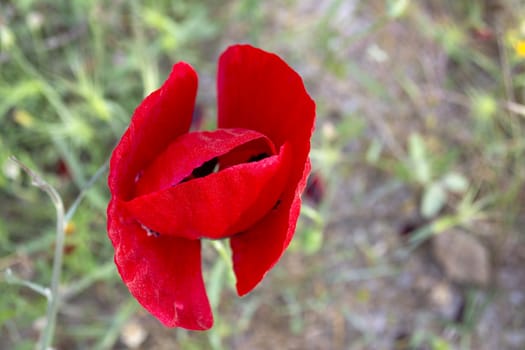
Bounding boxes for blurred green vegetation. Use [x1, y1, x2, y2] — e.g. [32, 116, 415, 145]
[1, 0, 525, 349]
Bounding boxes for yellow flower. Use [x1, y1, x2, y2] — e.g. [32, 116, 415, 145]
[515, 40, 525, 57]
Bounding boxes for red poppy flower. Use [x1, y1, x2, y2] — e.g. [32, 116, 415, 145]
[107, 44, 315, 330]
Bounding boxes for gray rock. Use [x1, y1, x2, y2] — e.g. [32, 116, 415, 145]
[432, 229, 491, 286]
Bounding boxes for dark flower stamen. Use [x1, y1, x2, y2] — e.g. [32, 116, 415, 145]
[248, 153, 269, 162]
[180, 157, 219, 183]
[192, 157, 219, 178]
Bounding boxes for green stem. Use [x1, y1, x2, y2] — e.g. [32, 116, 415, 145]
[41, 194, 64, 350]
[211, 240, 232, 269]
[61, 261, 115, 300]
[64, 160, 109, 223]
[8, 157, 65, 350]
[4, 268, 51, 299]
[94, 298, 138, 350]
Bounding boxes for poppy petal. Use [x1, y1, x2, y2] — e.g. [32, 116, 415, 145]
[218, 44, 315, 295]
[230, 160, 311, 296]
[124, 143, 292, 240]
[107, 199, 212, 330]
[109, 63, 197, 200]
[217, 44, 315, 150]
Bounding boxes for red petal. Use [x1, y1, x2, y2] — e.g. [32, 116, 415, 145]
[231, 160, 311, 295]
[109, 63, 197, 200]
[217, 44, 315, 150]
[218, 45, 315, 294]
[134, 128, 274, 197]
[125, 143, 292, 240]
[107, 199, 212, 330]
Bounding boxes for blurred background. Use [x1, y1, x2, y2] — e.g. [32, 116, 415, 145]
[1, 0, 525, 349]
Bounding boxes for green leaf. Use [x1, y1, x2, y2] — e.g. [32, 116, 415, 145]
[387, 0, 410, 18]
[409, 133, 432, 184]
[430, 336, 452, 350]
[421, 183, 447, 218]
[366, 139, 383, 164]
[301, 227, 323, 255]
[442, 172, 469, 193]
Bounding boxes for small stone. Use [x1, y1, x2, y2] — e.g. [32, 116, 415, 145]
[428, 281, 463, 319]
[432, 229, 491, 286]
[33, 316, 47, 332]
[321, 121, 337, 141]
[120, 319, 147, 349]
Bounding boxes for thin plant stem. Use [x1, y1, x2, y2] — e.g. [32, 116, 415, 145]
[8, 156, 65, 350]
[210, 240, 235, 282]
[4, 268, 51, 299]
[61, 260, 115, 300]
[94, 298, 139, 350]
[8, 157, 110, 349]
[64, 160, 109, 223]
[211, 240, 232, 270]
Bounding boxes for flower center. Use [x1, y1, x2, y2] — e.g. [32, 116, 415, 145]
[133, 128, 275, 197]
